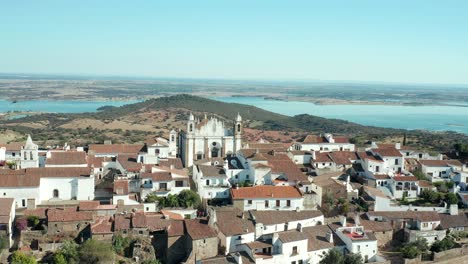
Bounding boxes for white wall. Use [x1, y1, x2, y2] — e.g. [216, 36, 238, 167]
[40, 177, 95, 201]
[0, 187, 40, 208]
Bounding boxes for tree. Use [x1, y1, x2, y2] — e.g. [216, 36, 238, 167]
[412, 168, 428, 181]
[320, 248, 345, 264]
[444, 181, 454, 190]
[145, 193, 159, 203]
[0, 234, 8, 250]
[345, 252, 363, 264]
[420, 190, 441, 204]
[431, 237, 456, 252]
[27, 215, 40, 228]
[178, 190, 201, 208]
[401, 245, 419, 259]
[57, 240, 79, 264]
[79, 239, 115, 264]
[113, 234, 132, 256]
[445, 193, 458, 205]
[52, 253, 67, 264]
[11, 251, 37, 264]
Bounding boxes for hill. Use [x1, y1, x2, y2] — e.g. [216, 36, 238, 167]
[0, 94, 466, 152]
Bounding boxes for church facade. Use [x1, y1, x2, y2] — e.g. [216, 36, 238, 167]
[179, 113, 242, 167]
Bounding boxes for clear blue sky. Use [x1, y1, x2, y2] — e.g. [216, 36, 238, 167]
[1, 0, 468, 84]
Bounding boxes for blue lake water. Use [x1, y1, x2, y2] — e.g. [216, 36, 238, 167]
[213, 97, 468, 134]
[0, 100, 138, 113]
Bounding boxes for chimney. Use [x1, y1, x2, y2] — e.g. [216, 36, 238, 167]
[340, 215, 347, 227]
[296, 223, 303, 232]
[233, 252, 243, 264]
[354, 215, 361, 226]
[326, 231, 334, 243]
[272, 232, 279, 245]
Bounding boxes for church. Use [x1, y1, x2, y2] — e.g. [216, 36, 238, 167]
[179, 113, 242, 167]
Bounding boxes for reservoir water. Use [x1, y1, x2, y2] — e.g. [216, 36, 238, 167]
[214, 97, 468, 134]
[0, 100, 138, 113]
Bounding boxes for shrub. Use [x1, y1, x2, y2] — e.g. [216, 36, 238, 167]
[11, 251, 37, 264]
[27, 215, 40, 227]
[431, 237, 456, 252]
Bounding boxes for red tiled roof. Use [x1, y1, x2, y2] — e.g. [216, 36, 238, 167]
[0, 142, 24, 151]
[114, 180, 129, 195]
[419, 160, 463, 167]
[88, 144, 144, 155]
[26, 167, 91, 178]
[46, 151, 87, 165]
[161, 210, 185, 220]
[329, 151, 359, 165]
[141, 172, 173, 181]
[79, 201, 100, 211]
[159, 158, 184, 170]
[23, 208, 47, 219]
[117, 154, 142, 172]
[185, 219, 217, 240]
[418, 180, 433, 188]
[314, 152, 334, 163]
[47, 208, 93, 222]
[357, 152, 384, 163]
[231, 186, 302, 199]
[302, 135, 349, 144]
[373, 148, 403, 157]
[167, 220, 185, 237]
[114, 214, 131, 231]
[393, 176, 418, 182]
[0, 198, 14, 219]
[91, 216, 113, 234]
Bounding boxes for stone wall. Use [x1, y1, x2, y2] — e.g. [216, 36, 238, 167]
[433, 244, 468, 262]
[403, 255, 421, 264]
[192, 237, 218, 261]
[374, 231, 393, 247]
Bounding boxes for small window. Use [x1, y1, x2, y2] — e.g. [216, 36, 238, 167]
[292, 246, 298, 254]
[248, 200, 252, 205]
[276, 200, 280, 207]
[287, 200, 291, 207]
[176, 181, 184, 187]
[139, 231, 143, 234]
[22, 199, 26, 207]
[265, 200, 269, 208]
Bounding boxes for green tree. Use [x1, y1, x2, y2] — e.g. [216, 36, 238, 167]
[79, 239, 115, 264]
[178, 190, 201, 208]
[412, 168, 428, 181]
[27, 215, 40, 228]
[431, 237, 456, 252]
[145, 193, 159, 203]
[444, 181, 454, 190]
[320, 248, 345, 264]
[11, 251, 37, 264]
[52, 252, 67, 264]
[420, 190, 441, 203]
[166, 194, 180, 207]
[401, 245, 419, 259]
[445, 193, 458, 205]
[57, 240, 79, 264]
[113, 234, 131, 256]
[0, 234, 8, 250]
[345, 252, 363, 264]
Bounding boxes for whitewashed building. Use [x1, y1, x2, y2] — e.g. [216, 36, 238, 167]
[180, 113, 242, 167]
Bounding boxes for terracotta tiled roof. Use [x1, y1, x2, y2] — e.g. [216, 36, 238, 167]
[367, 211, 441, 222]
[145, 137, 169, 147]
[114, 214, 131, 231]
[439, 213, 468, 229]
[46, 151, 87, 165]
[278, 230, 308, 243]
[249, 210, 322, 226]
[117, 154, 142, 172]
[79, 201, 100, 211]
[303, 225, 344, 251]
[26, 167, 92, 178]
[23, 208, 47, 219]
[314, 152, 334, 163]
[160, 210, 184, 220]
[0, 172, 40, 187]
[215, 208, 255, 236]
[357, 151, 384, 163]
[0, 198, 14, 222]
[393, 176, 418, 182]
[88, 144, 144, 155]
[167, 220, 185, 237]
[419, 160, 463, 167]
[245, 241, 272, 250]
[141, 172, 173, 182]
[0, 142, 23, 151]
[159, 158, 184, 170]
[359, 219, 393, 232]
[185, 219, 217, 240]
[328, 151, 359, 165]
[246, 143, 286, 150]
[373, 174, 391, 180]
[47, 207, 93, 222]
[418, 180, 433, 188]
[302, 135, 349, 144]
[91, 216, 113, 234]
[197, 165, 226, 177]
[373, 148, 403, 157]
[114, 180, 129, 195]
[231, 186, 302, 199]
